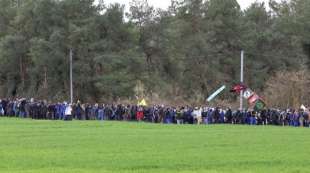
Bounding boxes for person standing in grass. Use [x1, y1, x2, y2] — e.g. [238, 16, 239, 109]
[167, 108, 176, 124]
[158, 106, 165, 123]
[12, 100, 18, 117]
[85, 104, 91, 120]
[225, 108, 232, 124]
[123, 105, 130, 121]
[1, 99, 6, 116]
[298, 110, 304, 127]
[220, 109, 225, 123]
[176, 107, 184, 124]
[75, 101, 84, 120]
[288, 110, 294, 126]
[98, 104, 105, 121]
[64, 103, 73, 121]
[136, 106, 144, 122]
[0, 100, 3, 116]
[192, 107, 202, 125]
[47, 102, 55, 120]
[293, 110, 300, 127]
[250, 111, 257, 125]
[90, 104, 98, 120]
[207, 108, 213, 124]
[60, 102, 66, 120]
[55, 103, 62, 120]
[303, 111, 309, 127]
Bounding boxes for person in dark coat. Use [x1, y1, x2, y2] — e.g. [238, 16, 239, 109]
[40, 102, 48, 119]
[47, 103, 56, 120]
[115, 105, 124, 120]
[176, 107, 184, 124]
[152, 107, 160, 123]
[225, 108, 232, 124]
[123, 105, 131, 121]
[105, 105, 113, 120]
[213, 108, 220, 124]
[130, 105, 137, 121]
[85, 104, 91, 120]
[28, 101, 35, 119]
[303, 111, 309, 127]
[75, 101, 84, 120]
[1, 99, 8, 116]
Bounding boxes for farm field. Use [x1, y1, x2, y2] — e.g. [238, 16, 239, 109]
[0, 118, 309, 173]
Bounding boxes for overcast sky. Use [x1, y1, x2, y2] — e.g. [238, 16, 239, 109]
[100, 0, 272, 10]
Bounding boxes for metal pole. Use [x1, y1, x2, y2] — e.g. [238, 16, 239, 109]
[70, 49, 73, 104]
[240, 50, 244, 111]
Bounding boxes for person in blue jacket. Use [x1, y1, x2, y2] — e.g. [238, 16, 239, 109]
[98, 104, 105, 121]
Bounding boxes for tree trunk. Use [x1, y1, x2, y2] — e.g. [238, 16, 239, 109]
[19, 56, 25, 89]
[43, 66, 48, 89]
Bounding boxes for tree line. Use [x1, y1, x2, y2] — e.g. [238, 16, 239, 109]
[0, 0, 309, 107]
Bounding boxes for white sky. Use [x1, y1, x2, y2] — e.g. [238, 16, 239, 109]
[101, 0, 273, 10]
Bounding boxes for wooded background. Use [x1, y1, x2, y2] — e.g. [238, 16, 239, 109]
[0, 0, 309, 107]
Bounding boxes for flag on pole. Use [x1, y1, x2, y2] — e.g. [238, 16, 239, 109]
[138, 99, 147, 106]
[230, 83, 267, 110]
[207, 85, 226, 102]
[248, 94, 260, 105]
[243, 88, 254, 99]
[254, 100, 266, 111]
[230, 84, 247, 94]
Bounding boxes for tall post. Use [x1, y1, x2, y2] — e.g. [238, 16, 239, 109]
[70, 49, 73, 104]
[240, 50, 244, 111]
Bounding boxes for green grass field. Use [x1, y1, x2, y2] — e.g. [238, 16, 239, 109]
[0, 118, 309, 173]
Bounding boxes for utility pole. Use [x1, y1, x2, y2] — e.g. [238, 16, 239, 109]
[240, 50, 244, 111]
[70, 49, 73, 104]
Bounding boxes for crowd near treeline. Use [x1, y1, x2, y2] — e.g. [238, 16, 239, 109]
[1, 98, 309, 128]
[0, 0, 310, 106]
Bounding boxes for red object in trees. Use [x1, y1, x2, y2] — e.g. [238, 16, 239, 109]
[230, 84, 247, 94]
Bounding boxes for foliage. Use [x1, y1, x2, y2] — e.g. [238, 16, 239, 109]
[0, 0, 309, 105]
[263, 68, 310, 108]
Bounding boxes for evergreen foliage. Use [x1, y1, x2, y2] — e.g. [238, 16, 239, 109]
[0, 0, 308, 103]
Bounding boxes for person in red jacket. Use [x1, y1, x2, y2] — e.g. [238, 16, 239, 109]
[136, 106, 144, 121]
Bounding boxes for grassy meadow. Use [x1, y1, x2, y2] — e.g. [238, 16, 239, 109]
[0, 118, 309, 173]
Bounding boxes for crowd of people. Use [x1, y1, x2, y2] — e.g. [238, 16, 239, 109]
[0, 98, 310, 127]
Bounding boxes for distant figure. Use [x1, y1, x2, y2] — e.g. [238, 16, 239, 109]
[98, 104, 105, 121]
[299, 110, 304, 127]
[192, 107, 202, 125]
[64, 103, 73, 121]
[75, 101, 84, 120]
[0, 100, 3, 116]
[136, 106, 144, 121]
[176, 108, 183, 125]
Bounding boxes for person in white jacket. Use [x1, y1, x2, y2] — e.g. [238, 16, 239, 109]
[192, 107, 202, 125]
[64, 103, 73, 121]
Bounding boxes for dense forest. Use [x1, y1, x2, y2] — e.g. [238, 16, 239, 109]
[0, 0, 309, 107]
